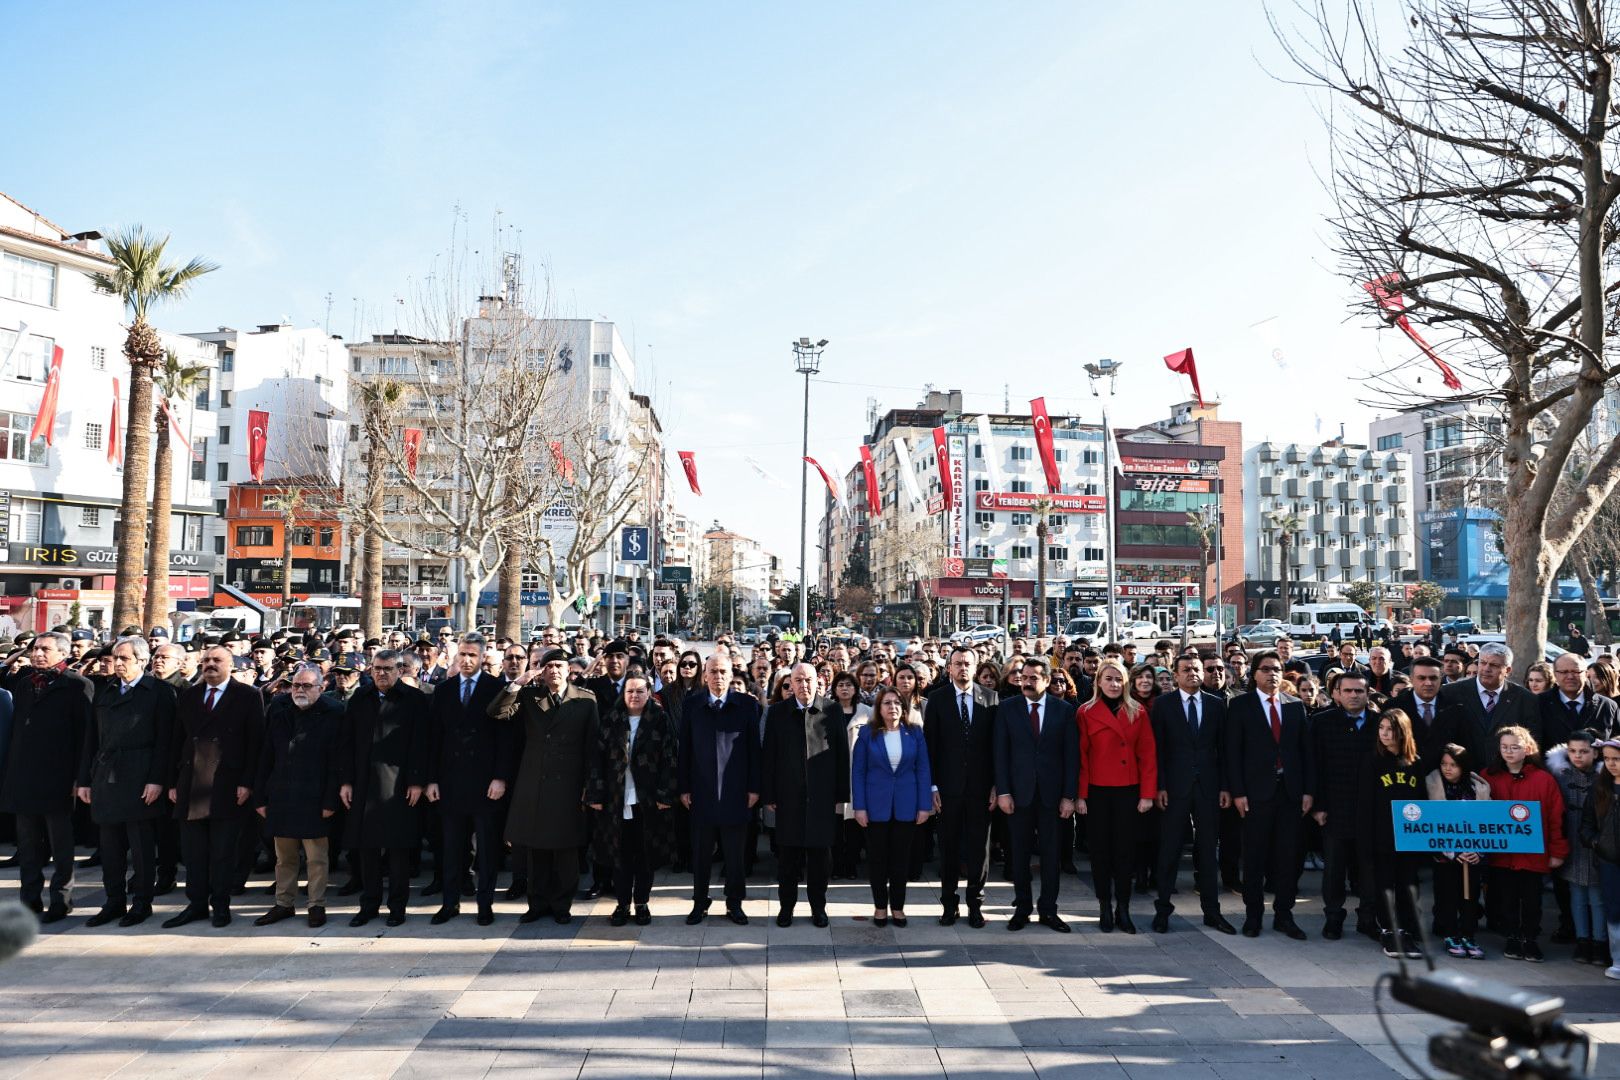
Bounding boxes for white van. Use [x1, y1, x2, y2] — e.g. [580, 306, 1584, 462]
[1062, 615, 1111, 643]
[1284, 604, 1370, 637]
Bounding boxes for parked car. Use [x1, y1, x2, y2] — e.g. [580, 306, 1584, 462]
[1169, 619, 1219, 640]
[950, 624, 1007, 647]
[1402, 617, 1434, 636]
[1441, 616, 1479, 635]
[1235, 622, 1288, 646]
[1114, 620, 1160, 642]
[738, 628, 759, 645]
[1456, 633, 1565, 664]
[1062, 615, 1112, 643]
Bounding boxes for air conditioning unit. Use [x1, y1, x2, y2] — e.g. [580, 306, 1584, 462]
[59, 579, 78, 590]
[979, 522, 992, 532]
[1019, 525, 1033, 535]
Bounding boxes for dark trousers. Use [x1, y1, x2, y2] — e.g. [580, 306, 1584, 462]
[1321, 833, 1376, 924]
[690, 821, 746, 908]
[935, 794, 991, 908]
[527, 845, 579, 916]
[865, 820, 916, 911]
[1490, 867, 1544, 941]
[1218, 804, 1243, 884]
[1371, 851, 1420, 932]
[834, 817, 863, 879]
[614, 807, 654, 908]
[440, 810, 498, 908]
[1156, 787, 1220, 915]
[359, 846, 413, 914]
[777, 843, 829, 915]
[100, 819, 155, 907]
[156, 814, 180, 877]
[181, 818, 241, 914]
[1241, 796, 1301, 918]
[1008, 804, 1062, 917]
[1086, 786, 1138, 910]
[1432, 858, 1481, 938]
[15, 812, 75, 907]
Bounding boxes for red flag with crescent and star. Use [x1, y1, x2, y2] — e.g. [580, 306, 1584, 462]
[678, 450, 702, 495]
[858, 444, 881, 515]
[931, 426, 954, 511]
[28, 346, 64, 446]
[403, 428, 423, 476]
[248, 409, 269, 482]
[1029, 397, 1061, 494]
[108, 377, 122, 467]
[804, 456, 843, 506]
[1363, 275, 1464, 390]
[1163, 348, 1204, 406]
[547, 440, 576, 484]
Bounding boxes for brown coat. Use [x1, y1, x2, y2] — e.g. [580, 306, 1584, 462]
[491, 681, 598, 850]
[171, 678, 265, 822]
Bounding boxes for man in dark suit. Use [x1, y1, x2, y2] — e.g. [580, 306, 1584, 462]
[164, 644, 265, 928]
[426, 633, 511, 926]
[993, 658, 1078, 932]
[1439, 642, 1541, 765]
[925, 644, 999, 927]
[1542, 653, 1620, 746]
[1226, 650, 1311, 940]
[679, 653, 761, 925]
[760, 664, 846, 928]
[1310, 670, 1380, 940]
[1389, 656, 1466, 774]
[584, 639, 631, 712]
[1151, 652, 1235, 934]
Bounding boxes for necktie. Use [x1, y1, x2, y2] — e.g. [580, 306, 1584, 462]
[959, 693, 971, 735]
[1186, 694, 1198, 733]
[206, 687, 218, 712]
[461, 678, 472, 706]
[120, 683, 130, 696]
[1484, 689, 1497, 716]
[1421, 701, 1433, 726]
[1569, 699, 1582, 722]
[1028, 700, 1040, 739]
[1268, 697, 1281, 744]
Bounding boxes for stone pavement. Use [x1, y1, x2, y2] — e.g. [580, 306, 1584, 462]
[2, 862, 1619, 1080]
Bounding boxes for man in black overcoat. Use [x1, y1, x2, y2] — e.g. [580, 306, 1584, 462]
[679, 652, 761, 926]
[761, 663, 846, 928]
[993, 659, 1078, 932]
[925, 643, 998, 927]
[253, 664, 344, 928]
[1388, 656, 1466, 775]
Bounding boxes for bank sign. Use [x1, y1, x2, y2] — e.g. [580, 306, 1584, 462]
[1390, 800, 1544, 854]
[1, 543, 218, 572]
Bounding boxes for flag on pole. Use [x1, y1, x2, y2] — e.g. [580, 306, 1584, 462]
[858, 444, 881, 516]
[158, 396, 197, 460]
[248, 409, 269, 482]
[804, 456, 843, 506]
[892, 434, 923, 506]
[547, 440, 576, 484]
[1163, 348, 1204, 406]
[931, 426, 954, 512]
[28, 346, 64, 446]
[0, 320, 28, 380]
[678, 450, 702, 495]
[1363, 275, 1464, 390]
[1029, 397, 1062, 494]
[108, 377, 122, 467]
[403, 428, 423, 476]
[976, 412, 1004, 492]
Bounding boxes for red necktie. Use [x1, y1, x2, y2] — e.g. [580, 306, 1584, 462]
[1268, 696, 1282, 769]
[206, 687, 219, 712]
[1029, 700, 1040, 740]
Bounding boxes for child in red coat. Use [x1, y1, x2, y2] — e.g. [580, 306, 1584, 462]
[1483, 725, 1569, 963]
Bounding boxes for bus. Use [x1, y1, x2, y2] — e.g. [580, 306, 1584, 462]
[286, 597, 362, 634]
[764, 610, 795, 634]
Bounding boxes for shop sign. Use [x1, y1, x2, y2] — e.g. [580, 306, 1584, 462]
[975, 492, 1105, 513]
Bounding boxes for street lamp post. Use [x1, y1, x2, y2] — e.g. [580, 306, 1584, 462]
[793, 337, 828, 636]
[1084, 359, 1124, 640]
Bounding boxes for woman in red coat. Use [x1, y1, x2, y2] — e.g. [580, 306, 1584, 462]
[1484, 725, 1569, 963]
[1077, 658, 1158, 933]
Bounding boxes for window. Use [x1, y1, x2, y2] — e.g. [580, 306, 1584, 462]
[289, 526, 315, 546]
[972, 543, 992, 558]
[192, 437, 210, 482]
[214, 536, 225, 555]
[974, 511, 995, 526]
[1011, 445, 1032, 461]
[1083, 546, 1105, 561]
[1, 252, 57, 306]
[1010, 479, 1032, 493]
[218, 425, 230, 445]
[1083, 449, 1101, 465]
[83, 422, 103, 450]
[1011, 544, 1033, 559]
[219, 389, 231, 407]
[90, 346, 107, 371]
[193, 374, 210, 411]
[973, 442, 982, 459]
[80, 507, 100, 527]
[0, 328, 54, 381]
[349, 423, 360, 440]
[1117, 489, 1218, 514]
[222, 352, 234, 373]
[973, 477, 989, 492]
[1011, 512, 1033, 526]
[319, 527, 334, 546]
[1376, 433, 1403, 450]
[1054, 448, 1067, 463]
[214, 498, 227, 516]
[0, 411, 45, 464]
[1047, 546, 1069, 562]
[1080, 483, 1099, 495]
[1048, 515, 1067, 529]
[217, 463, 228, 481]
[1120, 523, 1202, 546]
[592, 353, 612, 368]
[236, 526, 274, 546]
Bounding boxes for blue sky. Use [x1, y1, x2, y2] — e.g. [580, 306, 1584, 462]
[10, 2, 1418, 572]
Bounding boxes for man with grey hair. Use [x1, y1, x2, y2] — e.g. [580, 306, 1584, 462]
[1, 632, 94, 922]
[1440, 640, 1541, 764]
[253, 663, 344, 928]
[761, 663, 845, 927]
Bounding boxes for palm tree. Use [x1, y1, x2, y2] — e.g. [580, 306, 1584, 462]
[1270, 510, 1303, 622]
[143, 349, 210, 631]
[357, 378, 405, 637]
[91, 228, 218, 632]
[1033, 497, 1053, 636]
[1187, 510, 1213, 629]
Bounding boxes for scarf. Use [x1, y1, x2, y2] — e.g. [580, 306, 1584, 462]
[29, 660, 67, 693]
[1442, 776, 1473, 801]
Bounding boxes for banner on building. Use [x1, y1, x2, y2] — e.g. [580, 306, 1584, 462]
[1029, 397, 1062, 493]
[107, 377, 122, 467]
[28, 345, 64, 446]
[248, 409, 269, 482]
[975, 491, 1105, 513]
[859, 444, 880, 515]
[931, 426, 954, 511]
[403, 428, 423, 476]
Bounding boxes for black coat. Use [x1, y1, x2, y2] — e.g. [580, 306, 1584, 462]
[0, 669, 94, 816]
[341, 683, 430, 848]
[1539, 689, 1620, 746]
[1440, 678, 1542, 765]
[584, 674, 627, 714]
[79, 676, 176, 825]
[992, 693, 1079, 808]
[1309, 706, 1380, 839]
[1357, 754, 1423, 854]
[923, 683, 999, 804]
[255, 693, 344, 839]
[1150, 690, 1228, 802]
[679, 689, 763, 826]
[587, 701, 678, 869]
[1225, 689, 1312, 805]
[1388, 691, 1467, 775]
[427, 672, 513, 814]
[493, 681, 598, 849]
[172, 678, 265, 822]
[760, 697, 848, 848]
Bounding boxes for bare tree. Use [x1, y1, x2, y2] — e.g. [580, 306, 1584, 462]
[1278, 0, 1620, 663]
[883, 518, 945, 636]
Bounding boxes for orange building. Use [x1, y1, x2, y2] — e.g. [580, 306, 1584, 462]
[219, 479, 344, 609]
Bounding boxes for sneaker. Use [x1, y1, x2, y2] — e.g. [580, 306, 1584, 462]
[1503, 937, 1525, 961]
[1463, 938, 1486, 960]
[1444, 937, 1468, 959]
[1399, 931, 1423, 959]
[1521, 940, 1545, 963]
[1381, 930, 1401, 958]
[1605, 965, 1620, 980]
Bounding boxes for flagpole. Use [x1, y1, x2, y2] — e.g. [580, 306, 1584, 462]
[1103, 405, 1118, 636]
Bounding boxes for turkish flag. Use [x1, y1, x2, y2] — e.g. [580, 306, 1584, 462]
[931, 426, 954, 511]
[28, 346, 64, 446]
[1029, 397, 1062, 494]
[1164, 348, 1204, 406]
[1363, 275, 1464, 390]
[108, 377, 122, 467]
[678, 450, 702, 495]
[548, 440, 576, 484]
[858, 444, 881, 515]
[804, 456, 843, 506]
[403, 427, 423, 476]
[248, 409, 269, 482]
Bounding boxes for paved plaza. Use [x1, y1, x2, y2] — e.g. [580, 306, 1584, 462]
[2, 862, 1619, 1080]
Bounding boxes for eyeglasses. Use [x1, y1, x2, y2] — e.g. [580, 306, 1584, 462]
[291, 681, 321, 689]
[679, 661, 698, 668]
[1255, 665, 1282, 674]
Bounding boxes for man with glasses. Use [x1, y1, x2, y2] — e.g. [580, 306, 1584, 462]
[252, 664, 343, 928]
[1542, 653, 1619, 746]
[1150, 653, 1234, 935]
[1309, 671, 1380, 941]
[1389, 656, 1465, 774]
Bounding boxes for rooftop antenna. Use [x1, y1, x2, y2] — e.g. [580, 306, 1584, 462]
[323, 292, 333, 336]
[1003, 383, 1010, 413]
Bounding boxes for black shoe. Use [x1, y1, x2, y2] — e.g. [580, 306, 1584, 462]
[386, 911, 406, 927]
[1007, 911, 1030, 932]
[504, 882, 527, 902]
[254, 906, 296, 927]
[422, 876, 444, 897]
[1061, 859, 1080, 875]
[1151, 911, 1170, 934]
[580, 883, 603, 900]
[1203, 914, 1237, 935]
[21, 897, 43, 915]
[40, 900, 72, 925]
[1115, 907, 1136, 935]
[308, 906, 326, 928]
[967, 907, 986, 929]
[1275, 917, 1307, 941]
[726, 907, 748, 926]
[775, 909, 794, 928]
[1575, 938, 1595, 964]
[635, 905, 651, 926]
[611, 906, 630, 927]
[1098, 906, 1114, 933]
[891, 914, 908, 928]
[1039, 914, 1071, 934]
[1242, 918, 1261, 938]
[553, 912, 572, 925]
[1381, 931, 1401, 958]
[211, 911, 231, 928]
[1521, 939, 1545, 963]
[471, 905, 490, 926]
[939, 906, 958, 927]
[811, 912, 829, 928]
[338, 879, 364, 897]
[350, 908, 378, 927]
[1322, 914, 1344, 941]
[154, 872, 177, 896]
[1356, 919, 1380, 941]
[119, 903, 153, 928]
[872, 915, 888, 927]
[86, 905, 127, 928]
[686, 903, 710, 926]
[519, 907, 546, 924]
[430, 906, 460, 925]
[162, 907, 208, 929]
[1503, 937, 1524, 960]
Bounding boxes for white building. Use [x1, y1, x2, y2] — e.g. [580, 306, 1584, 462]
[703, 529, 777, 627]
[0, 193, 220, 633]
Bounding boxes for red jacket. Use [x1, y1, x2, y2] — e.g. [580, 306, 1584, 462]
[1077, 698, 1157, 800]
[1483, 761, 1569, 873]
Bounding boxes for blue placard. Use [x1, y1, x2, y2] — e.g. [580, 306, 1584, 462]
[620, 526, 651, 564]
[476, 590, 551, 607]
[1391, 800, 1544, 854]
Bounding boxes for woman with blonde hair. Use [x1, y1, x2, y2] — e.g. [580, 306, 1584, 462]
[1077, 658, 1157, 932]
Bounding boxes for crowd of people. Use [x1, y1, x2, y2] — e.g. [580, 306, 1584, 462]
[2, 620, 1619, 980]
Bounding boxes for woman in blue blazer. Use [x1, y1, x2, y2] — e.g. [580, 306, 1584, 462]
[852, 686, 933, 926]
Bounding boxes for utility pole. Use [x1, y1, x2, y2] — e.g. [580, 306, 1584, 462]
[793, 337, 827, 634]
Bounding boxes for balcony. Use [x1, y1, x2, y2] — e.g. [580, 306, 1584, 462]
[1388, 549, 1411, 570]
[1387, 517, 1408, 538]
[1314, 548, 1329, 567]
[1285, 478, 1304, 498]
[1361, 518, 1378, 537]
[1386, 485, 1409, 505]
[1285, 447, 1304, 464]
[1311, 447, 1329, 466]
[1363, 550, 1381, 571]
[1337, 518, 1355, 535]
[1309, 513, 1331, 534]
[1360, 483, 1378, 501]
[1259, 442, 1279, 462]
[1259, 476, 1277, 497]
[1338, 550, 1355, 568]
